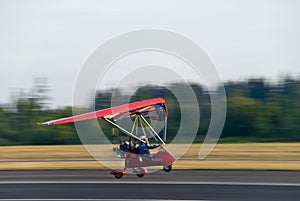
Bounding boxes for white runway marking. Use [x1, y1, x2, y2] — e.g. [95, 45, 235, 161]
[0, 180, 300, 187]
[0, 199, 205, 201]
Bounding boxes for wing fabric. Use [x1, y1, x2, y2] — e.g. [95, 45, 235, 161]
[41, 98, 167, 126]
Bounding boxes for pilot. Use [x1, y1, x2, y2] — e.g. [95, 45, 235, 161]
[138, 136, 160, 155]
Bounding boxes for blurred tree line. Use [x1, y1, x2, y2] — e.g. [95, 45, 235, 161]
[0, 78, 80, 145]
[0, 76, 300, 145]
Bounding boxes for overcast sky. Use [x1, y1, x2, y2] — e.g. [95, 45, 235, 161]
[0, 0, 299, 107]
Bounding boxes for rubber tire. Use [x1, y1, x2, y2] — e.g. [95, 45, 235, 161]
[163, 165, 172, 172]
[114, 173, 123, 179]
[136, 173, 144, 177]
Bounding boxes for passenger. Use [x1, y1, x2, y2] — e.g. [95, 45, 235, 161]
[138, 136, 160, 155]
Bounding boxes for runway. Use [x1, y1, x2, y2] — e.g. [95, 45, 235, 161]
[0, 170, 300, 200]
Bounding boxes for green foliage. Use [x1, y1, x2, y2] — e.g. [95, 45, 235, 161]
[223, 96, 259, 137]
[1, 76, 300, 145]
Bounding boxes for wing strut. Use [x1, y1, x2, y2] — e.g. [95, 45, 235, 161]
[140, 118, 147, 137]
[131, 116, 138, 134]
[140, 115, 165, 145]
[163, 116, 167, 142]
[139, 117, 159, 142]
[104, 117, 143, 142]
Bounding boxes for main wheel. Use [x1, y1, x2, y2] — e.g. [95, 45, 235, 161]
[136, 173, 144, 177]
[114, 173, 123, 179]
[163, 165, 172, 172]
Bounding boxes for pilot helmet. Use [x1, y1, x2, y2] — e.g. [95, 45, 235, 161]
[140, 135, 147, 142]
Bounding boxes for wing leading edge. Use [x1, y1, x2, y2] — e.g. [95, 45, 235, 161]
[40, 98, 167, 126]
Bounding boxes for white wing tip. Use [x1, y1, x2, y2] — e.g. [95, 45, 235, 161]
[37, 122, 50, 126]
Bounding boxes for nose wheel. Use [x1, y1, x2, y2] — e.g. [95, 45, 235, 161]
[111, 169, 126, 179]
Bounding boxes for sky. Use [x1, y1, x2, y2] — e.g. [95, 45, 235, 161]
[0, 0, 299, 107]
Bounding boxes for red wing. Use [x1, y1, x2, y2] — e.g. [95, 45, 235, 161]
[40, 98, 167, 126]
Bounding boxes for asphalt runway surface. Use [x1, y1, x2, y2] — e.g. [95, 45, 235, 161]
[0, 170, 300, 200]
